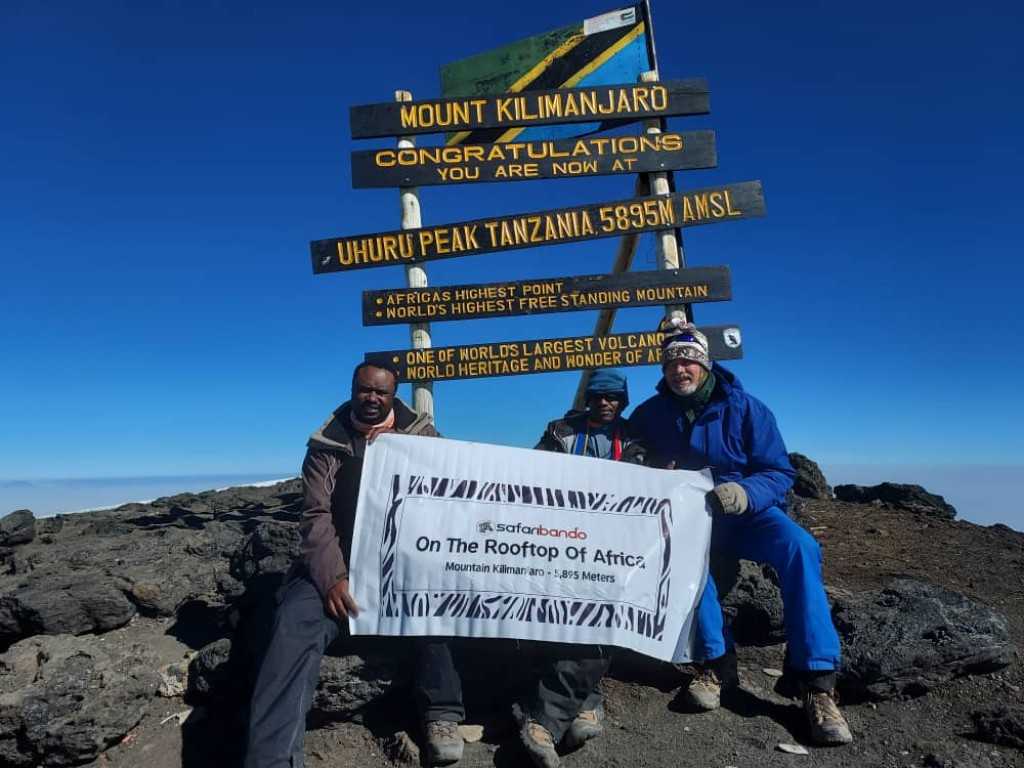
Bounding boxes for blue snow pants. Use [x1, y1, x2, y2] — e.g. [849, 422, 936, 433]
[694, 506, 841, 671]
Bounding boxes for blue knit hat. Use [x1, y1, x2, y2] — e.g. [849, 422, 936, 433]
[585, 369, 629, 408]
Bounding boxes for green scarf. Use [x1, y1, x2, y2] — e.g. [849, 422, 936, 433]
[673, 370, 716, 425]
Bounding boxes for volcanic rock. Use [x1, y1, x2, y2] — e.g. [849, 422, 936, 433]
[229, 520, 301, 585]
[710, 556, 785, 645]
[0, 633, 160, 767]
[970, 704, 1024, 750]
[833, 483, 957, 519]
[788, 453, 832, 499]
[0, 573, 136, 646]
[0, 511, 35, 547]
[187, 637, 237, 701]
[833, 578, 1014, 700]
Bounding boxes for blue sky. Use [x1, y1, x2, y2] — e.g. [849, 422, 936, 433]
[2, 2, 1022, 511]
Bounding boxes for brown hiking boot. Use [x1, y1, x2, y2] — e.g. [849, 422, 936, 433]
[520, 719, 560, 768]
[682, 667, 721, 711]
[424, 720, 464, 765]
[562, 704, 604, 750]
[803, 689, 853, 745]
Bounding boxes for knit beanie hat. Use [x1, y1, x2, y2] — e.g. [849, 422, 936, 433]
[585, 368, 629, 408]
[659, 317, 711, 372]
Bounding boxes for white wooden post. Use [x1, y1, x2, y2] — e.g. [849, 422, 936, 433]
[571, 69, 689, 410]
[571, 175, 645, 411]
[640, 69, 690, 326]
[395, 90, 435, 418]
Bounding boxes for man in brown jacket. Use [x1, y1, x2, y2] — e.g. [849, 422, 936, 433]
[246, 362, 466, 767]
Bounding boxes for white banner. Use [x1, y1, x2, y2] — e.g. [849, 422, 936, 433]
[348, 434, 712, 662]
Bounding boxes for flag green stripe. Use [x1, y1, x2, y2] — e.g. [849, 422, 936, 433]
[441, 22, 582, 99]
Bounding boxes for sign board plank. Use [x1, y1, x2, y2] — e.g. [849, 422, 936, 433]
[362, 267, 731, 326]
[312, 181, 764, 274]
[365, 326, 743, 383]
[351, 130, 716, 188]
[349, 79, 709, 139]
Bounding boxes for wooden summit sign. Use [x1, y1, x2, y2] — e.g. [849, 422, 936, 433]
[351, 130, 716, 188]
[366, 326, 743, 383]
[362, 267, 731, 325]
[311, 181, 764, 274]
[349, 79, 710, 139]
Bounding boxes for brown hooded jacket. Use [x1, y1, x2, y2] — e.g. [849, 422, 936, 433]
[298, 398, 437, 597]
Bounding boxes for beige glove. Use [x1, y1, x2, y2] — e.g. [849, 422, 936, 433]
[707, 482, 748, 515]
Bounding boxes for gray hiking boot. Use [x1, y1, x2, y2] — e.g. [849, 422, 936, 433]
[562, 703, 604, 750]
[803, 689, 853, 745]
[682, 667, 721, 711]
[424, 720, 464, 766]
[520, 719, 560, 768]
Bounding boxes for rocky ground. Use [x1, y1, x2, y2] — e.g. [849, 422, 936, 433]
[0, 457, 1021, 768]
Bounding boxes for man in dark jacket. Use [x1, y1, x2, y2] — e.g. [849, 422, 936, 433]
[246, 362, 466, 768]
[518, 369, 640, 768]
[535, 368, 644, 463]
[629, 321, 852, 746]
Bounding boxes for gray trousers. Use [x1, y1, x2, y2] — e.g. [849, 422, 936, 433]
[245, 574, 464, 768]
[528, 643, 611, 742]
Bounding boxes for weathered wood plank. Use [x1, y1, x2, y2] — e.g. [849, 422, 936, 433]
[362, 267, 731, 325]
[349, 79, 709, 139]
[311, 181, 764, 274]
[365, 325, 743, 383]
[351, 130, 716, 188]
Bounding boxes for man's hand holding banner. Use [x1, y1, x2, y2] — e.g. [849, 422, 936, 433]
[349, 434, 712, 662]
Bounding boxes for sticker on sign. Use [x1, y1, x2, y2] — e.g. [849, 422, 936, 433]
[584, 6, 638, 35]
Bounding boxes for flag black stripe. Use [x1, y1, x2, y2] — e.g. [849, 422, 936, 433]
[452, 23, 645, 146]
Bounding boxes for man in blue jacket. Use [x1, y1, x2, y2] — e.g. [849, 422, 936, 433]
[629, 320, 852, 746]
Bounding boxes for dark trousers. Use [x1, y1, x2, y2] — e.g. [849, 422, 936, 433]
[528, 643, 610, 742]
[245, 574, 464, 768]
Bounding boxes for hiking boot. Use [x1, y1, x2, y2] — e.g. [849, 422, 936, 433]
[519, 719, 560, 768]
[562, 704, 604, 750]
[424, 720, 464, 766]
[803, 689, 853, 745]
[682, 666, 722, 711]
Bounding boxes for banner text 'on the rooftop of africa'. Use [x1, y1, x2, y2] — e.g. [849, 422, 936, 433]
[348, 434, 712, 662]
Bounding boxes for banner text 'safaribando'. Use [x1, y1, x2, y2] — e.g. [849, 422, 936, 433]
[362, 267, 731, 325]
[351, 131, 716, 188]
[349, 79, 709, 139]
[311, 181, 764, 275]
[365, 326, 743, 383]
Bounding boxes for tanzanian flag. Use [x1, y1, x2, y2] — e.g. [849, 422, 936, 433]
[441, 5, 655, 145]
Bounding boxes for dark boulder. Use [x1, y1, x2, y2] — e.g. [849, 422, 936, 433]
[187, 637, 238, 701]
[0, 634, 160, 766]
[833, 578, 1014, 701]
[313, 653, 409, 721]
[0, 510, 35, 547]
[710, 555, 784, 645]
[788, 453, 832, 499]
[971, 705, 1024, 750]
[229, 521, 301, 584]
[0, 574, 136, 646]
[186, 634, 407, 722]
[833, 482, 957, 519]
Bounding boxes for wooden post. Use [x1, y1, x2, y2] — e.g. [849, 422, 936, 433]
[571, 174, 646, 411]
[571, 67, 690, 411]
[395, 90, 435, 418]
[641, 70, 690, 326]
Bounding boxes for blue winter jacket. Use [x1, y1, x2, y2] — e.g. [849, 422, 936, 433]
[628, 364, 795, 515]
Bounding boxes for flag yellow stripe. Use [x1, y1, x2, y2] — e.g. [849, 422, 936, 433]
[447, 31, 587, 146]
[494, 22, 647, 144]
